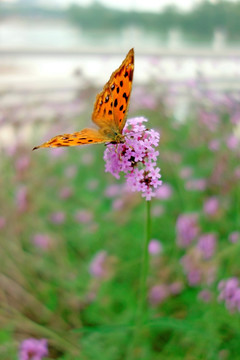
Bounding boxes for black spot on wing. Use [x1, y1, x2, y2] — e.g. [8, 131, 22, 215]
[123, 92, 128, 103]
[114, 99, 118, 107]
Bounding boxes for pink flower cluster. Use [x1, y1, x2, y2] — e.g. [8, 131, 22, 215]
[149, 282, 183, 306]
[176, 214, 199, 248]
[218, 278, 240, 312]
[104, 117, 162, 200]
[19, 338, 48, 360]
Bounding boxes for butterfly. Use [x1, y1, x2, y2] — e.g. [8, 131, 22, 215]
[33, 48, 134, 150]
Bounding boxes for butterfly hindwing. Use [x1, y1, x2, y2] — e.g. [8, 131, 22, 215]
[33, 48, 134, 150]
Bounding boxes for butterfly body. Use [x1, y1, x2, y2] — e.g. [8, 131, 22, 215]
[33, 48, 134, 150]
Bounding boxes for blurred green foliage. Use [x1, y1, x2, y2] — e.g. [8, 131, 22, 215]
[1, 1, 240, 41]
[0, 75, 240, 359]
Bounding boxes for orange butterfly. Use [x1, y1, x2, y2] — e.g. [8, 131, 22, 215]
[33, 48, 134, 150]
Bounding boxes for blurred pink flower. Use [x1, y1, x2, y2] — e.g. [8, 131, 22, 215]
[89, 251, 108, 278]
[234, 167, 240, 179]
[169, 281, 183, 295]
[15, 155, 30, 172]
[226, 135, 239, 150]
[64, 165, 77, 178]
[199, 111, 219, 132]
[75, 210, 93, 223]
[50, 211, 65, 224]
[179, 166, 193, 179]
[59, 186, 73, 199]
[176, 214, 199, 248]
[231, 111, 240, 125]
[19, 338, 48, 360]
[32, 234, 52, 250]
[16, 186, 28, 213]
[155, 183, 173, 200]
[49, 147, 66, 158]
[228, 231, 240, 243]
[198, 289, 212, 303]
[185, 178, 207, 191]
[0, 216, 6, 229]
[218, 277, 240, 312]
[197, 233, 217, 259]
[203, 197, 219, 216]
[148, 239, 163, 255]
[208, 139, 220, 151]
[152, 204, 164, 217]
[104, 184, 122, 198]
[112, 198, 124, 210]
[149, 284, 169, 306]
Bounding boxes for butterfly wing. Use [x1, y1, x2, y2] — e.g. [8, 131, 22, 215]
[92, 48, 134, 134]
[33, 49, 134, 150]
[32, 128, 110, 150]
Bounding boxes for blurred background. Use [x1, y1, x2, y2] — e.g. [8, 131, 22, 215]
[1, 0, 240, 359]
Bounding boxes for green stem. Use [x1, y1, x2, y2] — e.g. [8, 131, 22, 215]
[136, 200, 151, 324]
[126, 200, 151, 358]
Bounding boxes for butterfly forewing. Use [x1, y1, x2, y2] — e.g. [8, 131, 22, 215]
[92, 48, 134, 134]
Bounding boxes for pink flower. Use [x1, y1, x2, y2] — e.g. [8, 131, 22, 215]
[226, 135, 239, 150]
[16, 186, 28, 213]
[185, 178, 207, 191]
[203, 197, 219, 216]
[169, 282, 183, 295]
[148, 239, 162, 255]
[0, 216, 6, 229]
[49, 211, 65, 224]
[218, 277, 240, 312]
[199, 111, 219, 132]
[32, 234, 52, 250]
[64, 165, 77, 178]
[176, 214, 199, 248]
[155, 183, 172, 200]
[197, 233, 217, 259]
[234, 167, 240, 179]
[228, 231, 240, 243]
[15, 155, 30, 172]
[179, 166, 193, 179]
[59, 187, 73, 199]
[198, 289, 212, 303]
[152, 205, 164, 217]
[149, 285, 169, 305]
[75, 210, 93, 223]
[89, 251, 108, 278]
[19, 338, 48, 360]
[104, 117, 162, 200]
[104, 184, 123, 198]
[49, 147, 66, 158]
[208, 139, 220, 151]
[112, 198, 124, 210]
[231, 111, 240, 124]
